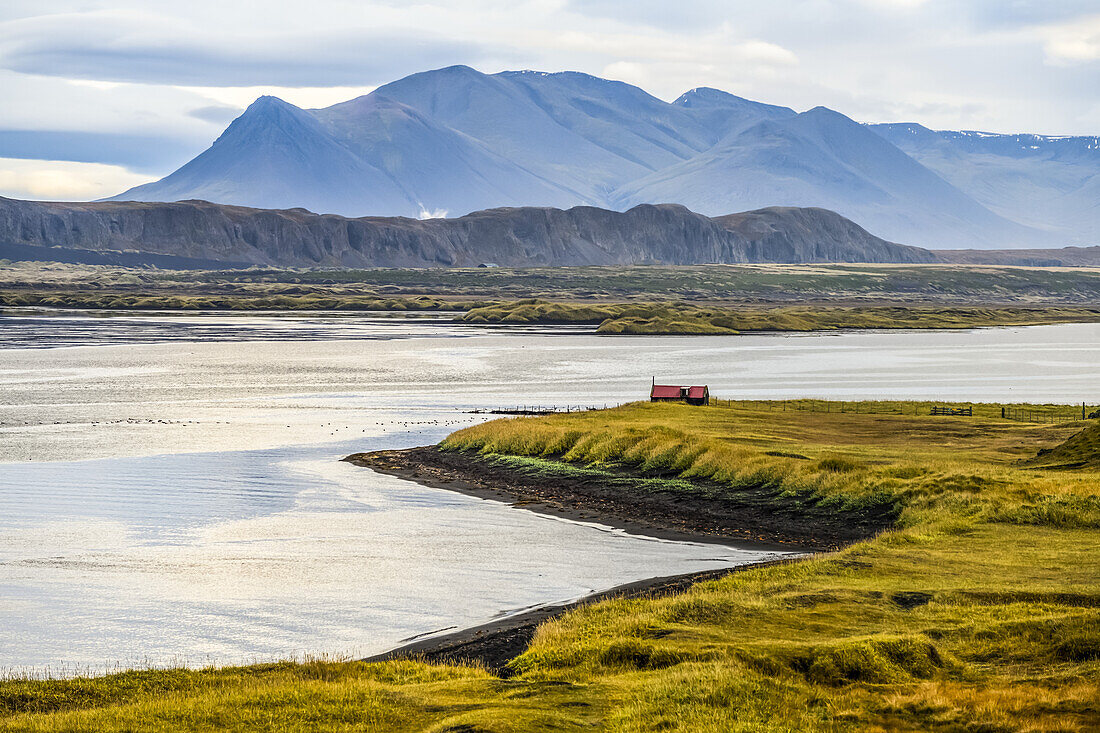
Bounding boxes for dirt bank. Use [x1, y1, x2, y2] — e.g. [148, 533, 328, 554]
[344, 446, 892, 550]
[343, 446, 895, 672]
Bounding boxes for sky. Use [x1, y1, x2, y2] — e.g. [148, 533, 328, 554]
[0, 0, 1096, 202]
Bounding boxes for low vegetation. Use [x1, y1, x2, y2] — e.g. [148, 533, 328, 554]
[459, 300, 1100, 333]
[0, 289, 476, 313]
[7, 260, 1100, 334]
[4, 401, 1099, 731]
[5, 288, 1100, 335]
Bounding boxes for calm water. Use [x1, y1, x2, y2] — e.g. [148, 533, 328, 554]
[2, 312, 1098, 674]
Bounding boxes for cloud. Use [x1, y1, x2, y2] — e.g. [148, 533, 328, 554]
[963, 0, 1100, 29]
[0, 157, 152, 201]
[0, 130, 204, 173]
[0, 70, 224, 138]
[1040, 14, 1100, 64]
[0, 0, 1094, 193]
[187, 105, 243, 125]
[0, 9, 492, 87]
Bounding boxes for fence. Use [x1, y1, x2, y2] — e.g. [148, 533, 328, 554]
[711, 399, 1097, 424]
[469, 404, 615, 416]
[711, 399, 922, 416]
[1002, 406, 1093, 424]
[471, 400, 1097, 424]
[930, 406, 972, 417]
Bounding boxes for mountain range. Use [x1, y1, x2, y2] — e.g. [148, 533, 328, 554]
[0, 196, 936, 268]
[110, 66, 1099, 251]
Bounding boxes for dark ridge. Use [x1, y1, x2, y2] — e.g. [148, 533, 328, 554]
[0, 241, 250, 269]
[0, 196, 936, 268]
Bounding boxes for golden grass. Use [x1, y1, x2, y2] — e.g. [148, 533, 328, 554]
[4, 402, 1100, 731]
[442, 401, 1100, 529]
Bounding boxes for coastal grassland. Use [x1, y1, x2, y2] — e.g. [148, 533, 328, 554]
[4, 402, 1100, 731]
[0, 289, 476, 312]
[7, 260, 1100, 334]
[6, 260, 1100, 306]
[440, 401, 1100, 530]
[117, 262, 1100, 303]
[458, 300, 1100, 333]
[6, 287, 1100, 336]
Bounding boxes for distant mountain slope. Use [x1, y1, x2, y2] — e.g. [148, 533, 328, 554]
[936, 246, 1100, 267]
[871, 123, 1100, 245]
[109, 65, 1090, 249]
[310, 94, 578, 216]
[613, 106, 1035, 249]
[0, 196, 935, 268]
[672, 87, 796, 141]
[117, 96, 414, 215]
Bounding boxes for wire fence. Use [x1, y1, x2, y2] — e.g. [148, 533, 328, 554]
[711, 399, 925, 416]
[711, 398, 1096, 424]
[1001, 406, 1094, 424]
[468, 399, 1098, 424]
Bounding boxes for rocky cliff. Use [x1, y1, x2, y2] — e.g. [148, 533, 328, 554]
[0, 196, 937, 268]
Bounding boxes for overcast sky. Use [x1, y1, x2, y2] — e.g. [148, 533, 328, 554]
[0, 0, 1096, 201]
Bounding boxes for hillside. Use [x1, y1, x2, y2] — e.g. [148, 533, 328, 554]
[106, 66, 1083, 250]
[871, 123, 1100, 247]
[1029, 421, 1100, 469]
[0, 196, 934, 268]
[936, 246, 1100, 267]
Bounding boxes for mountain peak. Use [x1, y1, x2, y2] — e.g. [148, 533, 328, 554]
[673, 87, 797, 124]
[803, 105, 846, 119]
[231, 95, 314, 132]
[674, 87, 744, 107]
[244, 95, 297, 113]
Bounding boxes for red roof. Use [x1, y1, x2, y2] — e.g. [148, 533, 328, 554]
[651, 384, 708, 399]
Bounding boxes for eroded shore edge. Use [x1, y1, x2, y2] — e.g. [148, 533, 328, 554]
[344, 446, 853, 671]
[361, 558, 804, 674]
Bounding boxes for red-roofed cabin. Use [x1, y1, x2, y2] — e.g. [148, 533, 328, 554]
[650, 383, 710, 406]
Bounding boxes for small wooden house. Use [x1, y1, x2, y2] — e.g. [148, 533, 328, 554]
[650, 381, 710, 406]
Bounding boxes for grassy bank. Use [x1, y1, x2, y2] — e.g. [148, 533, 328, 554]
[4, 402, 1099, 731]
[458, 300, 1100, 333]
[6, 287, 1100, 335]
[0, 290, 476, 312]
[9, 261, 1100, 304]
[7, 260, 1100, 335]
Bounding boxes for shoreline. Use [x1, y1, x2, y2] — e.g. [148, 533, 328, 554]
[362, 556, 804, 673]
[344, 445, 872, 672]
[345, 447, 887, 550]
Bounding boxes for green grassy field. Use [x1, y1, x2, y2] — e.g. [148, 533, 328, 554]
[4, 402, 1099, 731]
